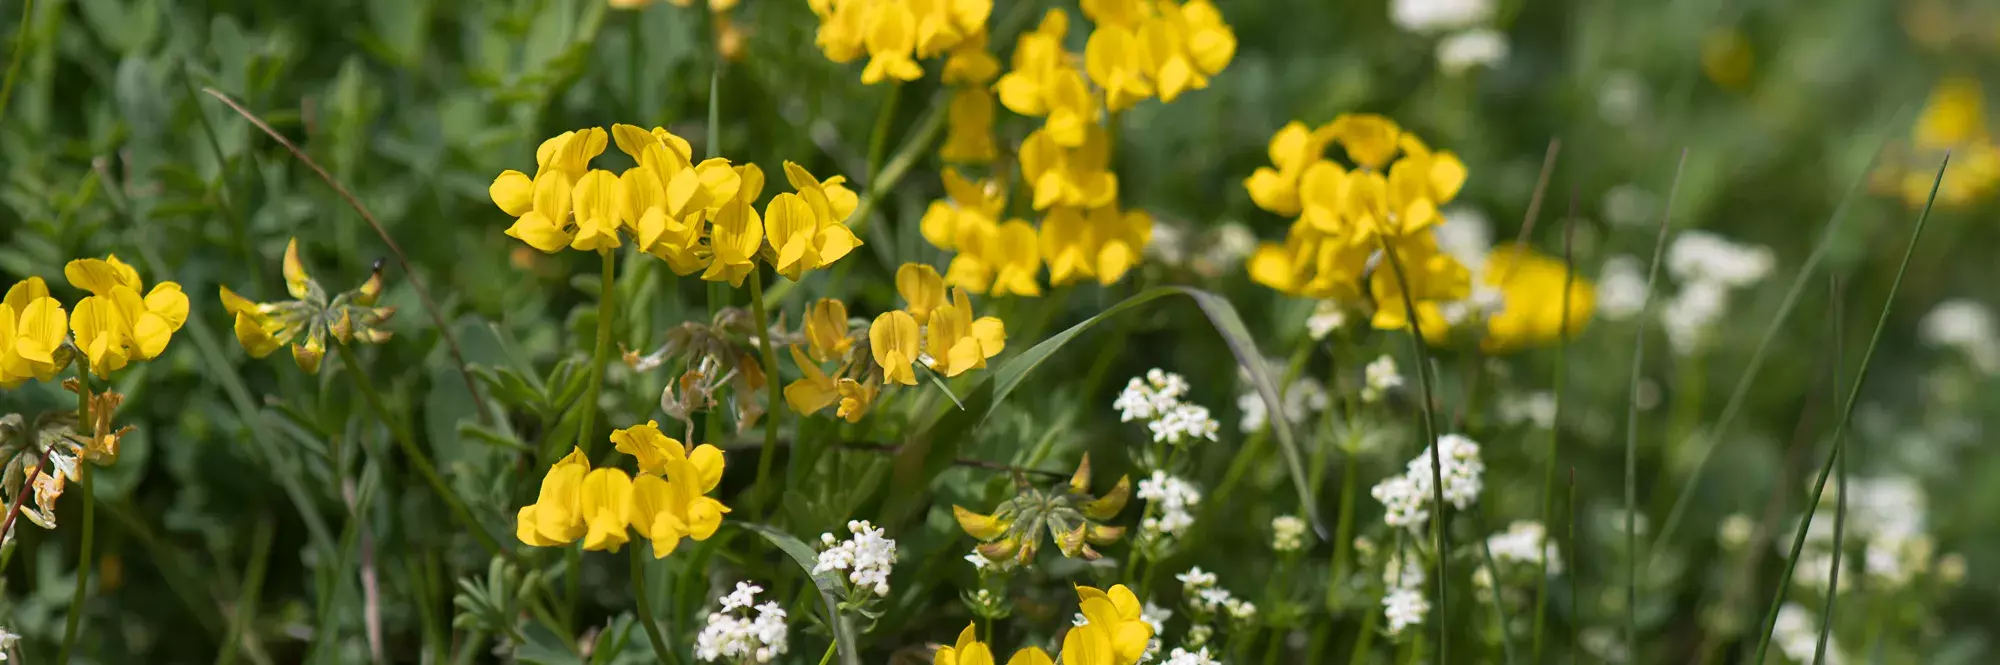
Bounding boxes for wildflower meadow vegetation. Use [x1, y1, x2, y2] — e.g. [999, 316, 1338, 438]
[4, 0, 2000, 663]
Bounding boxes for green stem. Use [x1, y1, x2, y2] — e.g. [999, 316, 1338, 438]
[215, 515, 276, 665]
[59, 363, 94, 664]
[1326, 429, 1360, 611]
[747, 270, 784, 519]
[866, 83, 902, 184]
[578, 248, 620, 458]
[1375, 237, 1448, 665]
[816, 642, 837, 665]
[337, 344, 505, 557]
[1625, 151, 1689, 658]
[1345, 596, 1379, 665]
[632, 546, 676, 665]
[1531, 217, 1575, 663]
[0, 0, 33, 124]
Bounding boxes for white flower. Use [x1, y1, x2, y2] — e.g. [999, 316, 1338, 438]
[1921, 299, 2000, 373]
[1272, 515, 1309, 553]
[1595, 255, 1649, 321]
[1236, 378, 1329, 434]
[1487, 521, 1562, 574]
[1436, 207, 1493, 271]
[1139, 472, 1203, 539]
[1363, 355, 1403, 403]
[1163, 647, 1223, 665]
[1194, 587, 1237, 614]
[1194, 222, 1259, 278]
[814, 520, 897, 597]
[1116, 369, 1193, 422]
[1177, 566, 1218, 591]
[0, 628, 16, 662]
[1371, 474, 1430, 529]
[1141, 602, 1173, 661]
[697, 583, 789, 663]
[1382, 588, 1431, 636]
[1406, 434, 1485, 509]
[1186, 624, 1214, 647]
[1437, 28, 1508, 75]
[1390, 0, 1494, 33]
[1667, 230, 1774, 288]
[1307, 300, 1348, 340]
[1151, 403, 1221, 445]
[1497, 391, 1557, 429]
[1717, 513, 1754, 550]
[1148, 222, 1190, 266]
[1771, 603, 1824, 664]
[1661, 279, 1729, 356]
[1224, 598, 1257, 621]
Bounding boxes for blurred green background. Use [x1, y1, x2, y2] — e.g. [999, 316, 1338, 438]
[3, 0, 1999, 662]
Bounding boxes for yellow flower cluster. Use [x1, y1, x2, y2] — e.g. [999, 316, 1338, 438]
[932, 584, 1153, 665]
[1, 278, 69, 388]
[920, 169, 1041, 296]
[1077, 0, 1236, 111]
[219, 238, 395, 374]
[1244, 115, 1473, 333]
[1874, 76, 2000, 208]
[64, 256, 189, 378]
[783, 264, 1008, 422]
[490, 126, 862, 286]
[517, 421, 730, 558]
[783, 298, 882, 422]
[807, 0, 998, 85]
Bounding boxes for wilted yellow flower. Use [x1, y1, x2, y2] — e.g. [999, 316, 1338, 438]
[941, 87, 999, 164]
[1481, 245, 1596, 353]
[957, 455, 1129, 565]
[896, 263, 948, 324]
[923, 287, 1006, 376]
[870, 310, 922, 386]
[493, 128, 610, 252]
[803, 298, 854, 362]
[65, 255, 187, 377]
[518, 447, 590, 547]
[704, 163, 768, 287]
[219, 239, 396, 374]
[935, 623, 995, 665]
[1, 277, 70, 388]
[1065, 584, 1153, 665]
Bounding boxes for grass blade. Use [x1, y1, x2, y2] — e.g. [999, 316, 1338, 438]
[1532, 201, 1577, 663]
[1751, 153, 1947, 664]
[1374, 235, 1451, 664]
[1625, 149, 1689, 658]
[1812, 276, 1847, 665]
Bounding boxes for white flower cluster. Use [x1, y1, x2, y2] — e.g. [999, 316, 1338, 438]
[1497, 391, 1556, 430]
[1660, 231, 1775, 355]
[1142, 602, 1173, 662]
[1595, 255, 1649, 321]
[1380, 549, 1430, 637]
[814, 520, 897, 597]
[1179, 567, 1256, 622]
[1163, 647, 1224, 665]
[1786, 475, 1954, 592]
[1271, 515, 1309, 553]
[1117, 369, 1221, 445]
[696, 582, 789, 664]
[1771, 603, 1843, 664]
[1920, 299, 2000, 373]
[1306, 300, 1347, 340]
[1362, 355, 1404, 403]
[1390, 0, 1507, 75]
[1486, 520, 1562, 574]
[1235, 376, 1329, 434]
[1139, 471, 1204, 539]
[0, 627, 16, 662]
[1371, 434, 1485, 530]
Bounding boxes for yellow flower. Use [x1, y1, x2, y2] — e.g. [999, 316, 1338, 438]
[922, 287, 1006, 377]
[614, 420, 730, 558]
[1006, 648, 1054, 665]
[704, 163, 767, 287]
[580, 467, 635, 551]
[1069, 584, 1153, 665]
[1916, 76, 1990, 149]
[1085, 24, 1154, 112]
[1244, 122, 1335, 217]
[1245, 219, 1370, 300]
[896, 263, 948, 324]
[835, 376, 879, 422]
[494, 128, 610, 253]
[1, 277, 69, 387]
[935, 623, 995, 665]
[65, 256, 188, 377]
[1040, 203, 1151, 287]
[1020, 126, 1119, 211]
[995, 11, 1099, 147]
[570, 170, 626, 251]
[913, 0, 991, 60]
[972, 219, 1043, 297]
[1080, 0, 1147, 27]
[952, 504, 1010, 540]
[1368, 234, 1472, 335]
[1144, 0, 1235, 102]
[784, 345, 841, 415]
[803, 298, 854, 363]
[766, 162, 863, 281]
[1481, 245, 1596, 353]
[219, 239, 396, 374]
[811, 0, 869, 63]
[869, 310, 922, 386]
[1699, 28, 1754, 91]
[1327, 113, 1401, 170]
[614, 124, 743, 274]
[940, 87, 999, 164]
[921, 168, 1007, 252]
[862, 2, 924, 84]
[517, 447, 590, 547]
[942, 33, 1002, 85]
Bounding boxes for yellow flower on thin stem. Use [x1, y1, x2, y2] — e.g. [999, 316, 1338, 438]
[1244, 122, 1336, 217]
[65, 255, 187, 377]
[518, 447, 590, 547]
[765, 162, 863, 281]
[1, 277, 71, 388]
[835, 376, 879, 422]
[580, 467, 635, 551]
[493, 128, 610, 253]
[704, 164, 768, 287]
[935, 623, 995, 665]
[869, 310, 922, 386]
[784, 345, 841, 416]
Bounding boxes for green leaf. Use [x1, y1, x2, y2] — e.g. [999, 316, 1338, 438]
[887, 287, 1324, 536]
[738, 523, 861, 665]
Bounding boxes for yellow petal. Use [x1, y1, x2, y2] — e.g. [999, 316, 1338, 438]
[490, 169, 535, 216]
[144, 282, 189, 331]
[896, 263, 947, 324]
[580, 467, 634, 551]
[688, 443, 726, 492]
[1005, 647, 1054, 665]
[64, 258, 133, 296]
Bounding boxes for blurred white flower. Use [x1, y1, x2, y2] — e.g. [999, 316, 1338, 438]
[1406, 434, 1486, 509]
[1596, 256, 1649, 321]
[1771, 603, 1828, 664]
[1717, 513, 1754, 550]
[1152, 403, 1221, 445]
[1661, 279, 1729, 355]
[1597, 72, 1647, 126]
[1497, 391, 1556, 429]
[1920, 298, 2000, 373]
[1437, 28, 1509, 75]
[1163, 647, 1223, 665]
[1194, 222, 1259, 278]
[1236, 377, 1328, 434]
[1148, 222, 1190, 266]
[1116, 369, 1192, 422]
[1307, 300, 1349, 340]
[1272, 515, 1309, 553]
[1667, 230, 1774, 287]
[1382, 588, 1430, 636]
[1177, 566, 1218, 591]
[1390, 0, 1493, 33]
[1363, 355, 1404, 403]
[1139, 472, 1204, 539]
[1487, 520, 1562, 574]
[1436, 207, 1494, 270]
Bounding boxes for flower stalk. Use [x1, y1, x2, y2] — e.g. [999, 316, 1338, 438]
[58, 360, 93, 664]
[748, 270, 783, 519]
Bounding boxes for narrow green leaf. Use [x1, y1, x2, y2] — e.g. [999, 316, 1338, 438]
[1624, 149, 1689, 658]
[739, 523, 862, 665]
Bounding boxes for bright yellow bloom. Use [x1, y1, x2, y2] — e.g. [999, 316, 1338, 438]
[1006, 648, 1055, 665]
[804, 298, 854, 363]
[914, 0, 992, 60]
[1245, 219, 1370, 300]
[934, 623, 995, 665]
[1327, 113, 1401, 170]
[1, 277, 69, 388]
[1020, 126, 1119, 211]
[950, 218, 1043, 296]
[570, 170, 625, 251]
[1080, 0, 1147, 27]
[940, 87, 999, 164]
[1144, 0, 1235, 102]
[1085, 24, 1154, 112]
[835, 376, 879, 422]
[921, 169, 1006, 252]
[765, 162, 863, 281]
[952, 504, 1009, 540]
[811, 0, 869, 63]
[614, 124, 743, 274]
[65, 256, 187, 377]
[1244, 122, 1336, 217]
[785, 345, 842, 415]
[612, 421, 730, 558]
[811, 0, 990, 84]
[1368, 234, 1472, 335]
[863, 2, 925, 84]
[704, 163, 767, 287]
[517, 447, 590, 547]
[896, 263, 948, 324]
[1070, 585, 1153, 665]
[995, 11, 1099, 147]
[494, 128, 610, 252]
[1040, 203, 1151, 287]
[942, 33, 1002, 85]
[870, 310, 922, 386]
[923, 287, 1005, 376]
[580, 467, 635, 551]
[1481, 245, 1596, 353]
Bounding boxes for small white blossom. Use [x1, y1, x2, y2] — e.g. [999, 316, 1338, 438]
[697, 583, 789, 663]
[1487, 521, 1562, 574]
[0, 627, 16, 662]
[1194, 222, 1259, 278]
[1595, 255, 1649, 321]
[1139, 472, 1203, 539]
[1406, 434, 1486, 509]
[1186, 624, 1214, 647]
[1141, 602, 1173, 661]
[1661, 279, 1729, 356]
[1272, 515, 1309, 553]
[1236, 378, 1329, 434]
[1307, 300, 1348, 340]
[1437, 28, 1508, 75]
[1162, 647, 1223, 665]
[1667, 230, 1774, 288]
[1497, 391, 1557, 429]
[1116, 369, 1193, 422]
[1771, 603, 1826, 664]
[1177, 566, 1218, 591]
[1920, 299, 2000, 373]
[814, 520, 897, 597]
[1370, 474, 1430, 529]
[1151, 403, 1221, 445]
[1363, 355, 1404, 403]
[1382, 588, 1430, 636]
[1390, 0, 1493, 33]
[1717, 513, 1754, 550]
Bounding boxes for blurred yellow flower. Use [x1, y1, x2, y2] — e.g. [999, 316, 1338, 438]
[942, 33, 1002, 86]
[1021, 126, 1119, 210]
[810, 0, 991, 84]
[1880, 76, 2000, 208]
[996, 11, 1100, 147]
[1481, 245, 1595, 353]
[934, 623, 994, 665]
[1327, 113, 1401, 170]
[896, 263, 948, 324]
[941, 87, 999, 164]
[1040, 203, 1151, 287]
[1368, 234, 1472, 335]
[65, 255, 187, 377]
[803, 298, 854, 363]
[1, 277, 69, 388]
[1699, 28, 1754, 91]
[1244, 122, 1337, 217]
[870, 309, 922, 386]
[1145, 0, 1236, 103]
